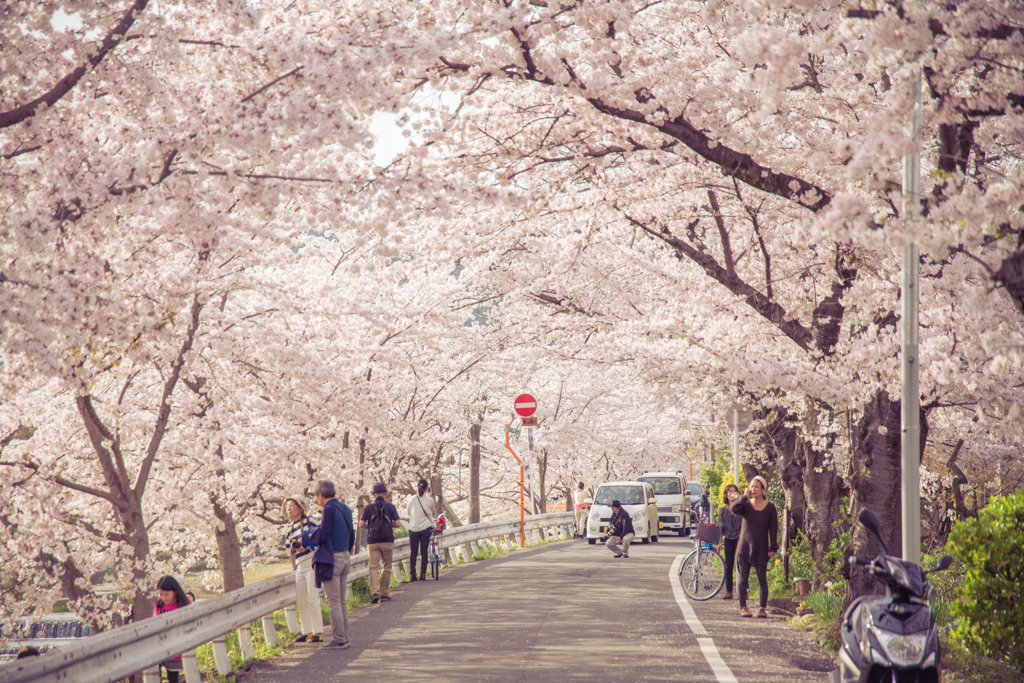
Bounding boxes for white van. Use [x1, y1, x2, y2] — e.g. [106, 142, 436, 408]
[638, 472, 692, 536]
[585, 481, 660, 544]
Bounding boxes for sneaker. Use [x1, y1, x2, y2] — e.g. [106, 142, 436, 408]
[308, 635, 322, 643]
[613, 554, 622, 558]
[757, 608, 768, 619]
[380, 594, 392, 602]
[622, 554, 629, 558]
[410, 576, 418, 582]
[294, 634, 309, 643]
[740, 606, 752, 618]
[370, 594, 380, 604]
[324, 640, 350, 649]
[721, 593, 733, 600]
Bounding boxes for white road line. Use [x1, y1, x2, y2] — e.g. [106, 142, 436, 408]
[697, 637, 739, 683]
[670, 553, 738, 683]
[669, 554, 708, 635]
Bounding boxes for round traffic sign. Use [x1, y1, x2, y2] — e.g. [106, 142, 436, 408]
[514, 393, 537, 417]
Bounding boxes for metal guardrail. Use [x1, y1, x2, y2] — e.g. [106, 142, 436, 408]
[0, 512, 573, 683]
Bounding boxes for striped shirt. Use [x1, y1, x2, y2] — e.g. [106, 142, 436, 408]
[283, 517, 316, 560]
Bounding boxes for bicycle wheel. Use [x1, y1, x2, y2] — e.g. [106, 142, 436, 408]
[431, 557, 439, 579]
[679, 547, 726, 600]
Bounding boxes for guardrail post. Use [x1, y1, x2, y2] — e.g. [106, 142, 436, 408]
[182, 650, 202, 683]
[346, 582, 354, 600]
[446, 547, 459, 565]
[284, 605, 300, 634]
[238, 623, 255, 661]
[460, 542, 473, 562]
[507, 532, 518, 549]
[261, 614, 278, 647]
[142, 666, 162, 683]
[212, 635, 232, 676]
[395, 559, 407, 583]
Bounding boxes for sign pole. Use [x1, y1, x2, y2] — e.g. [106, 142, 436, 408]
[504, 425, 526, 548]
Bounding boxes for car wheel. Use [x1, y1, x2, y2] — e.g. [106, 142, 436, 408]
[588, 538, 596, 545]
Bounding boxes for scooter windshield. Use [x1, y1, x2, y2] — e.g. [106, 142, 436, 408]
[883, 556, 925, 595]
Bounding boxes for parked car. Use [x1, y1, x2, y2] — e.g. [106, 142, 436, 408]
[638, 471, 691, 536]
[585, 481, 660, 544]
[687, 481, 705, 523]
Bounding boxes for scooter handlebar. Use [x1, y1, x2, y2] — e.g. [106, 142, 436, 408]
[849, 556, 871, 566]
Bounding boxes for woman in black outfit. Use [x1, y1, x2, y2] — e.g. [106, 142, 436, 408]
[729, 475, 778, 618]
[717, 483, 743, 600]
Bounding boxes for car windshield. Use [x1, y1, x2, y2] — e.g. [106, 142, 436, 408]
[688, 482, 703, 496]
[639, 477, 682, 495]
[594, 486, 644, 506]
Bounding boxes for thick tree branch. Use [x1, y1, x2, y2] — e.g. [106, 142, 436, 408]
[0, 0, 150, 129]
[134, 293, 204, 497]
[617, 207, 814, 352]
[707, 189, 735, 279]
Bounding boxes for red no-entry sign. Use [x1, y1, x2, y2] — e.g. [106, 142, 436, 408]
[514, 393, 537, 417]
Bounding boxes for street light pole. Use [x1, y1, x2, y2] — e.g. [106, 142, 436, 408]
[901, 67, 922, 564]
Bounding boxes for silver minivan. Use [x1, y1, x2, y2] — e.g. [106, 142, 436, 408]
[638, 472, 692, 536]
[585, 481, 660, 544]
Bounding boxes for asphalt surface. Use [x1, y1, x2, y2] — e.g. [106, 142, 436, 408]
[236, 534, 834, 682]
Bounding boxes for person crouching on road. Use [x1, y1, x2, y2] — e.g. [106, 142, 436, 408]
[605, 500, 635, 558]
[406, 478, 435, 581]
[304, 480, 355, 649]
[360, 482, 402, 603]
[283, 494, 324, 643]
[729, 475, 779, 618]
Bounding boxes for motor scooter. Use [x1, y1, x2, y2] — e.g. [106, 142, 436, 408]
[830, 508, 953, 683]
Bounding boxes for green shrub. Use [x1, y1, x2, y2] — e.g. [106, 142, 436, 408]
[804, 590, 844, 623]
[946, 489, 1024, 670]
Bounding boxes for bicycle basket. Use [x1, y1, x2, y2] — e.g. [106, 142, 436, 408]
[696, 522, 722, 545]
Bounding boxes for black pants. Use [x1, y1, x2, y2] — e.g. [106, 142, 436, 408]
[737, 559, 769, 609]
[722, 537, 738, 593]
[409, 528, 431, 578]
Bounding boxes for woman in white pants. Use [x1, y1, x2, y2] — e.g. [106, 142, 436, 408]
[283, 495, 325, 642]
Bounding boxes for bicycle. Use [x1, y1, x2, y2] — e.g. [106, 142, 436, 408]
[427, 513, 447, 580]
[678, 521, 726, 600]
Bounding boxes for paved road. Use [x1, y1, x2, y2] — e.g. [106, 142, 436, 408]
[237, 535, 834, 682]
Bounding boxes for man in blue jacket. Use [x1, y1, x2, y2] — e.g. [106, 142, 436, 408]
[304, 480, 354, 649]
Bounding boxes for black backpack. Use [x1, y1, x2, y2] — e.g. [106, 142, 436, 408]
[367, 501, 393, 541]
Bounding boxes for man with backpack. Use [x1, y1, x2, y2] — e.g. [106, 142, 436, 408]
[359, 482, 402, 603]
[304, 480, 354, 649]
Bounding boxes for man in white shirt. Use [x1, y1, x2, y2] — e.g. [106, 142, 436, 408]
[405, 478, 436, 581]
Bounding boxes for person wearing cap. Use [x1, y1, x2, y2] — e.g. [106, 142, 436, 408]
[282, 494, 324, 643]
[729, 475, 779, 618]
[303, 481, 354, 648]
[359, 482, 402, 603]
[605, 499, 635, 558]
[406, 478, 436, 581]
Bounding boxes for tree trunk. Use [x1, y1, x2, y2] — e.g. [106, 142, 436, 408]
[469, 422, 481, 523]
[802, 439, 842, 590]
[213, 501, 245, 592]
[355, 433, 367, 549]
[763, 410, 807, 537]
[846, 391, 903, 599]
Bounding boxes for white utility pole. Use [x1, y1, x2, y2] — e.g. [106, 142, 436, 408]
[901, 68, 922, 564]
[733, 409, 740, 487]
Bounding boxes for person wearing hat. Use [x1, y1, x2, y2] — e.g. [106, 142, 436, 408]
[359, 482, 402, 603]
[605, 499, 635, 558]
[406, 478, 436, 581]
[729, 475, 779, 618]
[282, 494, 324, 643]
